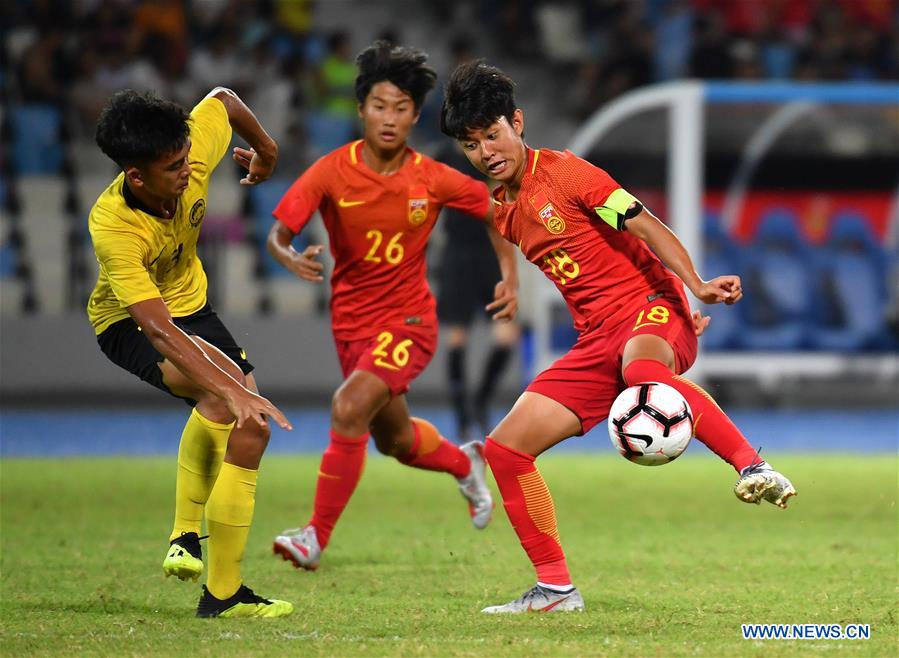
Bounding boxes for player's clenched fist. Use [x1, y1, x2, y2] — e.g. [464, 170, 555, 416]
[693, 275, 743, 305]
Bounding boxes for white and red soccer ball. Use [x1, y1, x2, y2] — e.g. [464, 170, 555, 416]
[608, 383, 693, 466]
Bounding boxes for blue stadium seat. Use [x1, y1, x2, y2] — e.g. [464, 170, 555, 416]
[701, 215, 742, 350]
[810, 212, 889, 350]
[11, 105, 64, 175]
[740, 210, 812, 350]
[0, 238, 16, 278]
[247, 178, 311, 276]
[248, 178, 293, 220]
[0, 177, 17, 278]
[550, 323, 578, 353]
[305, 112, 355, 157]
[826, 211, 885, 265]
[547, 300, 578, 352]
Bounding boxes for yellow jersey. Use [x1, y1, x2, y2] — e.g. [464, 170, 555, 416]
[87, 97, 232, 335]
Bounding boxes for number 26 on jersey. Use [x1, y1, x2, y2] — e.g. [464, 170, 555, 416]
[365, 230, 404, 265]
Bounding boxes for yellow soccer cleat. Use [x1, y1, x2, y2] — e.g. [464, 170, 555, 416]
[163, 532, 204, 582]
[196, 585, 294, 618]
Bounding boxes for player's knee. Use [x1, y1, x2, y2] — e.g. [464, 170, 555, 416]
[249, 423, 271, 457]
[255, 418, 271, 444]
[224, 423, 269, 466]
[621, 358, 670, 387]
[195, 395, 233, 424]
[447, 327, 468, 348]
[331, 390, 371, 432]
[483, 435, 508, 466]
[485, 426, 536, 458]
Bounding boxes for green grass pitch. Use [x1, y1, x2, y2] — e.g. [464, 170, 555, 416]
[1, 454, 896, 657]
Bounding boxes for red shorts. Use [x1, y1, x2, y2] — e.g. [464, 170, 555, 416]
[334, 323, 438, 396]
[527, 292, 698, 434]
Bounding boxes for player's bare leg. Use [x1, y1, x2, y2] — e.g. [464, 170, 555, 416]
[161, 339, 291, 617]
[332, 370, 392, 438]
[482, 392, 585, 613]
[371, 395, 492, 528]
[621, 334, 796, 508]
[274, 370, 388, 569]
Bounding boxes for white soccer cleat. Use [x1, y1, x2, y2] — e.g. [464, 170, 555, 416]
[272, 525, 321, 571]
[735, 461, 797, 509]
[482, 585, 585, 614]
[457, 441, 493, 529]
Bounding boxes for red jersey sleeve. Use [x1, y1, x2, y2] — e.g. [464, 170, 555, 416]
[432, 162, 490, 219]
[566, 156, 641, 231]
[272, 156, 330, 233]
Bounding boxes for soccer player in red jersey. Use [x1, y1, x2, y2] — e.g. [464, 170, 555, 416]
[441, 61, 797, 613]
[267, 43, 518, 571]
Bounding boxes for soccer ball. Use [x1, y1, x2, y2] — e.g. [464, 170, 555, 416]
[608, 383, 693, 466]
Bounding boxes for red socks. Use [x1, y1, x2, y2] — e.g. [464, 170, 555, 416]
[309, 429, 368, 549]
[398, 417, 471, 479]
[622, 359, 760, 472]
[483, 438, 571, 586]
[311, 419, 471, 550]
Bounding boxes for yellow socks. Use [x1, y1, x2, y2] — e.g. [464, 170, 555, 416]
[205, 461, 258, 600]
[170, 408, 232, 541]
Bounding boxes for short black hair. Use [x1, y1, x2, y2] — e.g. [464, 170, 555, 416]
[354, 40, 436, 110]
[95, 90, 191, 168]
[440, 60, 517, 140]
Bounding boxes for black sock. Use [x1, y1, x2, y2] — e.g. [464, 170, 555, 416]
[447, 346, 469, 436]
[474, 346, 512, 431]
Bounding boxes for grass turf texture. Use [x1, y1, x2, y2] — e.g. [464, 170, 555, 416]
[1, 454, 895, 657]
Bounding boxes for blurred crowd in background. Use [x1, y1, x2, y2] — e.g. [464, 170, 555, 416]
[1, 0, 897, 358]
[5, 0, 897, 159]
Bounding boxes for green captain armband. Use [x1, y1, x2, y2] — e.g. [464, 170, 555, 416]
[594, 188, 642, 230]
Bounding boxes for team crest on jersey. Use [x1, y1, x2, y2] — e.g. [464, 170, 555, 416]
[538, 203, 566, 234]
[188, 199, 206, 228]
[529, 190, 565, 234]
[408, 185, 428, 226]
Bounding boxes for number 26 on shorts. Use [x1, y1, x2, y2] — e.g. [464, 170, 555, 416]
[371, 331, 413, 371]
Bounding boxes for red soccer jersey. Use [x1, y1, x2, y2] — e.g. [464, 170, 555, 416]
[492, 148, 687, 334]
[274, 140, 489, 340]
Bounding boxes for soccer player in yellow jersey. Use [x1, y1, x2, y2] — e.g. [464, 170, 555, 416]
[88, 88, 293, 618]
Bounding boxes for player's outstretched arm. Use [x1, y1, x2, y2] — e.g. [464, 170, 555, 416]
[267, 221, 325, 282]
[625, 209, 743, 306]
[484, 218, 519, 322]
[126, 298, 293, 430]
[207, 87, 278, 185]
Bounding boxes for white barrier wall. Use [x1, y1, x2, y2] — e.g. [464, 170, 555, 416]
[0, 315, 521, 405]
